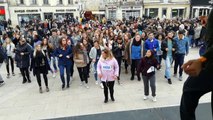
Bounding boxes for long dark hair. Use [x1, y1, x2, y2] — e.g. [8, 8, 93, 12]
[59, 37, 68, 48]
[74, 42, 82, 58]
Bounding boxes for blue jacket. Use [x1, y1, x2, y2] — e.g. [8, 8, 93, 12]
[174, 36, 189, 55]
[54, 46, 73, 66]
[145, 38, 159, 53]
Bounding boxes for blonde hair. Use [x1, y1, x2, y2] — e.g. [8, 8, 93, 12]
[102, 48, 114, 59]
[3, 37, 12, 48]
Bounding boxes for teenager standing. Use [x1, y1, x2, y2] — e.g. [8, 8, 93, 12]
[97, 49, 119, 103]
[30, 43, 50, 93]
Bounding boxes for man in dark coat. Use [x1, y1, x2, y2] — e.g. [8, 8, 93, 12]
[180, 10, 213, 120]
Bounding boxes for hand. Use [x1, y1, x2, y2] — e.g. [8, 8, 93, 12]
[66, 55, 70, 59]
[181, 59, 202, 77]
[118, 44, 122, 48]
[20, 52, 24, 55]
[59, 54, 63, 57]
[172, 48, 175, 51]
[98, 74, 103, 78]
[112, 75, 118, 80]
[154, 49, 157, 51]
[92, 59, 96, 63]
[165, 48, 168, 51]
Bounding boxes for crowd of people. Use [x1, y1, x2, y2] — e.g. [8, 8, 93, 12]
[0, 15, 207, 103]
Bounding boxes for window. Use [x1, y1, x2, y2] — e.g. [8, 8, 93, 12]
[43, 0, 48, 4]
[109, 10, 116, 20]
[59, 0, 63, 4]
[68, 0, 73, 4]
[172, 9, 185, 18]
[149, 8, 158, 18]
[31, 0, 37, 5]
[162, 8, 167, 18]
[20, 0, 24, 4]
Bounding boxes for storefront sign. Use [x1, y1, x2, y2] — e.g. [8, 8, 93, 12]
[14, 10, 25, 13]
[66, 9, 76, 12]
[26, 10, 38, 12]
[56, 9, 65, 12]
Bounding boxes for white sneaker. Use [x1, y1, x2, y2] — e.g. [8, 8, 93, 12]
[179, 76, 183, 81]
[100, 83, 104, 89]
[80, 82, 84, 86]
[143, 96, 148, 100]
[152, 96, 157, 102]
[85, 84, 89, 89]
[95, 81, 99, 85]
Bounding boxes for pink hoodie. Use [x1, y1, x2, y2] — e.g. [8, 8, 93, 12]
[97, 57, 119, 82]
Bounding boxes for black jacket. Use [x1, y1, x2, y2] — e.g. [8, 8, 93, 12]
[161, 39, 177, 60]
[15, 43, 32, 68]
[30, 51, 50, 76]
[112, 42, 125, 58]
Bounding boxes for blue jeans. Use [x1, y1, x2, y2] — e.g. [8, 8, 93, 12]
[188, 35, 194, 47]
[93, 61, 98, 81]
[164, 55, 173, 79]
[59, 64, 71, 86]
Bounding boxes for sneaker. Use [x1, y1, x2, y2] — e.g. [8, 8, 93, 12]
[62, 85, 65, 90]
[152, 96, 157, 102]
[130, 76, 134, 80]
[100, 83, 104, 89]
[95, 81, 99, 85]
[0, 81, 5, 87]
[85, 84, 89, 89]
[173, 74, 177, 78]
[111, 97, 115, 102]
[28, 80, 31, 83]
[7, 74, 10, 78]
[46, 87, 50, 92]
[39, 87, 43, 93]
[12, 73, 15, 76]
[104, 99, 108, 103]
[22, 80, 27, 84]
[80, 82, 84, 86]
[67, 85, 70, 88]
[179, 76, 183, 81]
[143, 95, 148, 100]
[168, 79, 172, 84]
[138, 77, 141, 81]
[164, 75, 167, 79]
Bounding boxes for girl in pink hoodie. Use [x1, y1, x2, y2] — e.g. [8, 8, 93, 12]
[97, 48, 119, 103]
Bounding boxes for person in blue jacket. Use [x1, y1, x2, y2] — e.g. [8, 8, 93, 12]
[145, 32, 159, 58]
[54, 37, 73, 90]
[173, 30, 189, 81]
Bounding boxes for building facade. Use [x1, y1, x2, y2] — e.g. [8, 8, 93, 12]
[105, 0, 143, 20]
[0, 0, 9, 21]
[191, 0, 213, 18]
[7, 0, 79, 26]
[144, 0, 190, 19]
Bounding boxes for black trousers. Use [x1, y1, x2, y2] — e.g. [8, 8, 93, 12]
[86, 61, 91, 77]
[77, 66, 88, 83]
[6, 56, 14, 74]
[20, 67, 30, 82]
[102, 81, 115, 100]
[131, 59, 140, 79]
[70, 59, 74, 77]
[35, 70, 48, 87]
[174, 54, 185, 76]
[116, 57, 122, 78]
[180, 70, 213, 120]
[124, 59, 128, 70]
